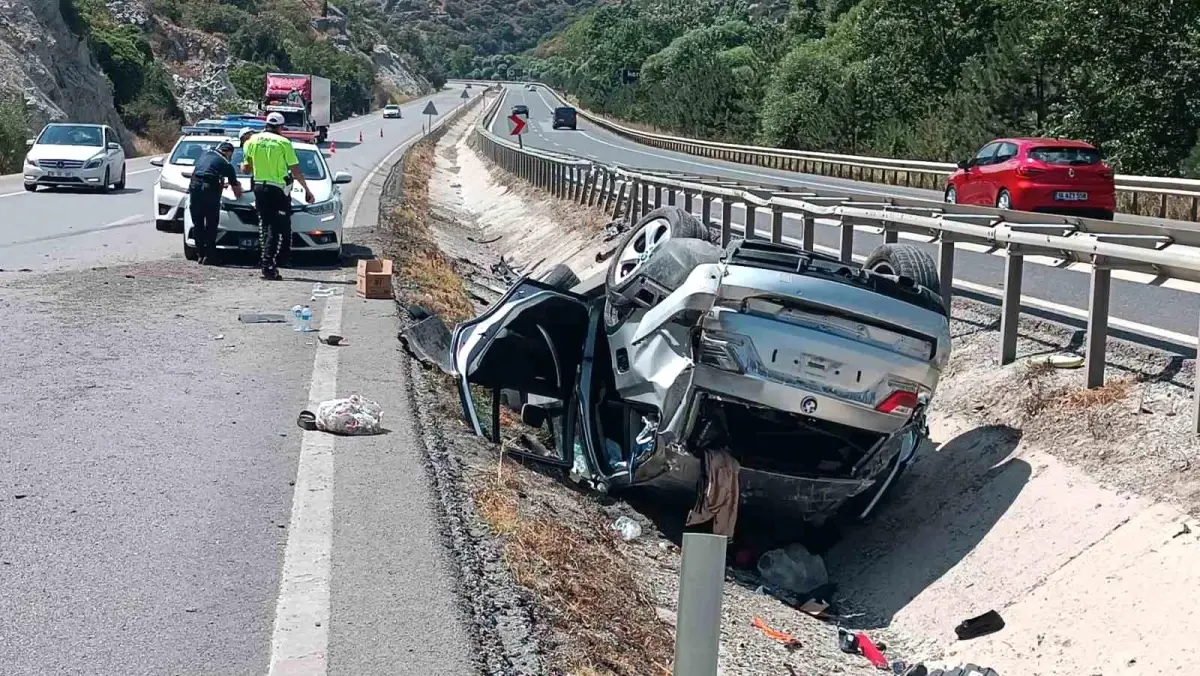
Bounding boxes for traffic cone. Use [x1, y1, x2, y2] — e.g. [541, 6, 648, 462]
[330, 140, 336, 154]
[358, 130, 363, 143]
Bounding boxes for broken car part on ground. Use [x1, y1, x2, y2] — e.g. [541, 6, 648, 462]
[444, 206, 952, 528]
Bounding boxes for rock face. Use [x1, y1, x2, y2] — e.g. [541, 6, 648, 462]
[146, 18, 248, 121]
[0, 0, 132, 144]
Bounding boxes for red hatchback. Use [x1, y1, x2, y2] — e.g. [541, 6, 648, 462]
[944, 138, 1116, 220]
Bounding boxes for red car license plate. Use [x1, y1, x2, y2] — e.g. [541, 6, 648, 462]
[1054, 191, 1088, 201]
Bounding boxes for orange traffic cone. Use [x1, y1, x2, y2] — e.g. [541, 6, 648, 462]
[330, 140, 336, 154]
[358, 130, 363, 143]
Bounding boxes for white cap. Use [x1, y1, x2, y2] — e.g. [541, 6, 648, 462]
[238, 127, 254, 139]
[265, 112, 286, 126]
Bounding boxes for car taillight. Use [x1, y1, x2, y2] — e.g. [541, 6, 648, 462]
[1016, 165, 1045, 178]
[698, 332, 745, 374]
[876, 390, 919, 417]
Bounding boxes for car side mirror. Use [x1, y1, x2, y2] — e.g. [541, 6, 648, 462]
[182, 170, 194, 179]
[108, 142, 120, 151]
[333, 171, 352, 185]
[150, 157, 164, 167]
[520, 403, 547, 428]
[25, 139, 34, 147]
[956, 159, 971, 170]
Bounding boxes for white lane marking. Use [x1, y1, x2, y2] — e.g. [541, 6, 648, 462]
[343, 101, 470, 229]
[268, 289, 342, 676]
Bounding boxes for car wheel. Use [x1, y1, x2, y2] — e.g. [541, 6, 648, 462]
[996, 189, 1012, 211]
[606, 206, 712, 305]
[99, 168, 111, 194]
[944, 186, 957, 204]
[183, 242, 198, 261]
[114, 164, 127, 190]
[23, 183, 36, 193]
[863, 243, 942, 295]
[321, 248, 343, 267]
[1099, 210, 1115, 221]
[537, 263, 580, 290]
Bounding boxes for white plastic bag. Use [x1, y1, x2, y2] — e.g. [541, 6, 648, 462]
[314, 394, 384, 435]
[756, 543, 828, 595]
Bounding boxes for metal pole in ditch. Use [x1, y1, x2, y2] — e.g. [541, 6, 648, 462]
[673, 533, 726, 676]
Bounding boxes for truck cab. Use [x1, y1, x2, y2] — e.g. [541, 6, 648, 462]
[263, 73, 332, 143]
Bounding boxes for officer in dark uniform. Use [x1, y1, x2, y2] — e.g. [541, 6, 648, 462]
[189, 141, 243, 265]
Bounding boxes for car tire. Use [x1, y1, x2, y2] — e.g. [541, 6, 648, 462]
[996, 189, 1012, 210]
[944, 186, 957, 204]
[863, 243, 941, 293]
[321, 248, 343, 267]
[537, 263, 580, 291]
[114, 164, 126, 190]
[1099, 210, 1115, 221]
[99, 168, 111, 194]
[23, 183, 36, 193]
[606, 206, 713, 305]
[183, 242, 198, 261]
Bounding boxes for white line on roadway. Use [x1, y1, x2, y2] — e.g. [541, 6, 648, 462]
[0, 167, 159, 199]
[267, 287, 342, 676]
[267, 94, 461, 674]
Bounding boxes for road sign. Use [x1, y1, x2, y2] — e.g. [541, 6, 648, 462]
[461, 90, 469, 99]
[507, 114, 526, 136]
[422, 101, 438, 116]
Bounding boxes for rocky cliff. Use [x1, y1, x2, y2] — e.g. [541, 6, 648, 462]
[0, 0, 131, 142]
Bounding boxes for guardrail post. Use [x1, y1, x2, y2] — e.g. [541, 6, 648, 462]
[701, 195, 712, 226]
[570, 167, 581, 202]
[938, 238, 955, 309]
[654, 185, 663, 209]
[625, 180, 639, 223]
[684, 190, 694, 213]
[673, 533, 726, 676]
[609, 180, 625, 216]
[745, 204, 757, 239]
[587, 171, 601, 207]
[721, 200, 733, 247]
[884, 228, 899, 244]
[999, 250, 1024, 365]
[1085, 258, 1112, 389]
[838, 217, 854, 263]
[801, 215, 815, 252]
[641, 183, 651, 218]
[1194, 313, 1200, 435]
[770, 207, 784, 244]
[667, 188, 676, 207]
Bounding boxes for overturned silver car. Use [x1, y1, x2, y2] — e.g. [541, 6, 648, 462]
[452, 207, 952, 525]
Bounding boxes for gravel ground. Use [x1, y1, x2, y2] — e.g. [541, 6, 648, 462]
[391, 106, 1200, 674]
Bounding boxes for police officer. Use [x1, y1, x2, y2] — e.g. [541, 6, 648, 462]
[188, 140, 243, 265]
[241, 112, 314, 280]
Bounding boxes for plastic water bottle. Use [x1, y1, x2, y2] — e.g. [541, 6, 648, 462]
[300, 305, 313, 332]
[292, 305, 303, 331]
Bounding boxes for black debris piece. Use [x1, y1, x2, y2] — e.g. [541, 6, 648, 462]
[400, 313, 455, 374]
[954, 610, 1005, 640]
[237, 313, 287, 324]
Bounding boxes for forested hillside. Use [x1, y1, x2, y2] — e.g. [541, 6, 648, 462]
[513, 0, 1200, 177]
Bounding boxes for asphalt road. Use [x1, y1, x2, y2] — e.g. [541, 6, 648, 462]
[0, 86, 479, 675]
[497, 86, 1200, 346]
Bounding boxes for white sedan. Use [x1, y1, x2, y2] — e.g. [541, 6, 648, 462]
[151, 134, 230, 231]
[180, 140, 352, 263]
[22, 123, 127, 192]
[383, 104, 402, 119]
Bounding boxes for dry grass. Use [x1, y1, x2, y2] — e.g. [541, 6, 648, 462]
[383, 140, 474, 323]
[475, 460, 674, 676]
[131, 135, 169, 158]
[1056, 377, 1135, 409]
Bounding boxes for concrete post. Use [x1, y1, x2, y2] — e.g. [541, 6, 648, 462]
[672, 533, 726, 676]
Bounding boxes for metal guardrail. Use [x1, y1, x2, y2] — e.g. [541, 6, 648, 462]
[454, 80, 1200, 223]
[469, 87, 1200, 435]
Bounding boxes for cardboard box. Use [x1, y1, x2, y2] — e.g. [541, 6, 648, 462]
[356, 258, 394, 299]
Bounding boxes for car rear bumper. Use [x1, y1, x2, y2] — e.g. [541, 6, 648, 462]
[1013, 181, 1116, 214]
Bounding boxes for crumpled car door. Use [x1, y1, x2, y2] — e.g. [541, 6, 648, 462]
[451, 276, 590, 462]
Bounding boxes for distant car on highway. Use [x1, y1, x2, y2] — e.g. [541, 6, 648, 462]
[552, 106, 577, 130]
[179, 138, 352, 263]
[383, 104, 402, 119]
[512, 104, 529, 118]
[150, 134, 230, 231]
[23, 123, 127, 193]
[945, 138, 1116, 220]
